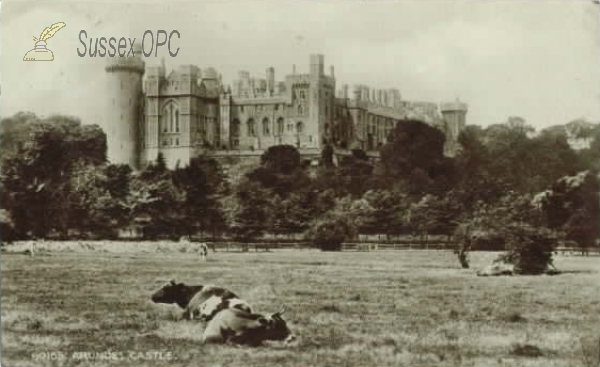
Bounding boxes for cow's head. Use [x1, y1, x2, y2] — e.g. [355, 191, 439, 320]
[256, 307, 293, 342]
[151, 280, 194, 307]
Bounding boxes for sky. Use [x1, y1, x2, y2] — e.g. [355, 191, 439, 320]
[1, 0, 599, 132]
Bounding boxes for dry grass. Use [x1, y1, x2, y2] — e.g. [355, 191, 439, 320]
[2, 246, 599, 367]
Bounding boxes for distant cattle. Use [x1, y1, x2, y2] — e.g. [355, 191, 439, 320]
[151, 281, 251, 320]
[357, 243, 378, 252]
[201, 307, 294, 346]
[24, 241, 36, 257]
[198, 243, 209, 261]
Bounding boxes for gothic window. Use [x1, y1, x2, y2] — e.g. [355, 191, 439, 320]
[298, 105, 303, 115]
[262, 118, 270, 136]
[231, 119, 241, 137]
[175, 110, 180, 132]
[176, 138, 179, 146]
[300, 90, 306, 99]
[277, 117, 284, 135]
[169, 105, 174, 132]
[296, 121, 304, 134]
[247, 119, 256, 137]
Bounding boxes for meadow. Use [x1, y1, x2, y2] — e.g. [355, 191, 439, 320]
[1, 243, 599, 367]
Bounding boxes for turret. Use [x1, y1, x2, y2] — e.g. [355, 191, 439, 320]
[266, 67, 275, 95]
[105, 43, 145, 169]
[440, 98, 468, 157]
[309, 54, 324, 76]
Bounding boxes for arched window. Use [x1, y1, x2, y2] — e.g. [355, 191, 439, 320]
[277, 118, 284, 135]
[175, 110, 180, 133]
[298, 105, 303, 115]
[262, 118, 270, 136]
[296, 121, 304, 134]
[230, 119, 240, 137]
[169, 105, 174, 132]
[247, 119, 255, 137]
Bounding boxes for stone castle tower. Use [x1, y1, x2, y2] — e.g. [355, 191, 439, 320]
[104, 44, 145, 169]
[440, 99, 468, 157]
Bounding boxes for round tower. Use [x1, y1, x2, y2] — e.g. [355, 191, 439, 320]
[440, 98, 468, 157]
[105, 44, 145, 169]
[440, 99, 468, 139]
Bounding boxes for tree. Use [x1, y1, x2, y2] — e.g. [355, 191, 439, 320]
[128, 160, 186, 240]
[1, 116, 106, 238]
[306, 213, 356, 251]
[456, 192, 556, 274]
[378, 120, 449, 196]
[172, 157, 228, 237]
[541, 171, 599, 250]
[226, 179, 272, 245]
[260, 145, 301, 174]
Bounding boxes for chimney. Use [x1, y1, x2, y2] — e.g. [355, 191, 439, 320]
[354, 85, 362, 101]
[293, 64, 296, 75]
[342, 84, 349, 99]
[330, 65, 335, 78]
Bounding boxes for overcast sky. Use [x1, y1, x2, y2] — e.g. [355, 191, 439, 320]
[1, 0, 599, 131]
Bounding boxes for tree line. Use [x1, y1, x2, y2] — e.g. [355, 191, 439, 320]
[1, 112, 598, 263]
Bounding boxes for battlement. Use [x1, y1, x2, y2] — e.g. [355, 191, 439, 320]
[105, 54, 145, 75]
[440, 100, 468, 112]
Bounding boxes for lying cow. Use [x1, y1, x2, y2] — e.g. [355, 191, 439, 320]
[151, 280, 252, 320]
[201, 307, 294, 346]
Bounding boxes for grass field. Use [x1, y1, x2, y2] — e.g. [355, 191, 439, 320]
[2, 245, 599, 367]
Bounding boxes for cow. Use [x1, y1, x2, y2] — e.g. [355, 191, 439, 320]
[198, 243, 209, 261]
[151, 280, 252, 321]
[201, 307, 294, 346]
[24, 241, 36, 257]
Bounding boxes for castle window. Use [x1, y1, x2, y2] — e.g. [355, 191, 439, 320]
[240, 106, 244, 112]
[300, 90, 306, 99]
[162, 140, 167, 146]
[176, 138, 179, 146]
[262, 118, 270, 136]
[296, 121, 304, 134]
[277, 117, 284, 136]
[274, 104, 279, 111]
[175, 110, 180, 132]
[247, 118, 255, 137]
[298, 105, 303, 115]
[169, 105, 174, 132]
[231, 119, 240, 137]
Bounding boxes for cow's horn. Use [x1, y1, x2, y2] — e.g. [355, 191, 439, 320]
[276, 306, 285, 316]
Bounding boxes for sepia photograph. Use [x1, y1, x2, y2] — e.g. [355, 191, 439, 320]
[1, 1, 599, 366]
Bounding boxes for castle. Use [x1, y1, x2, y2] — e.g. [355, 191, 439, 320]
[105, 47, 468, 170]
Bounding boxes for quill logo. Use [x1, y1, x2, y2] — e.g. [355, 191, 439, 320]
[23, 22, 66, 61]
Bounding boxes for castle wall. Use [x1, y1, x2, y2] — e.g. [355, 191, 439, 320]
[128, 54, 468, 170]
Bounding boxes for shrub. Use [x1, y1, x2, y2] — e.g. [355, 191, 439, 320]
[306, 215, 355, 251]
[497, 224, 555, 275]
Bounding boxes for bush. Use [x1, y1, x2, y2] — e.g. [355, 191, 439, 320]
[497, 224, 555, 275]
[306, 215, 355, 251]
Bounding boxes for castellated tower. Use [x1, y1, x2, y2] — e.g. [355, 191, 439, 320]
[440, 98, 468, 157]
[105, 44, 145, 169]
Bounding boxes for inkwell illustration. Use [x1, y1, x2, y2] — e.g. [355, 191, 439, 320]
[23, 22, 66, 61]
